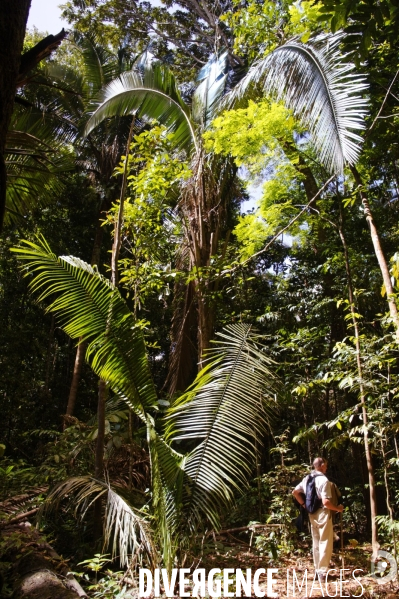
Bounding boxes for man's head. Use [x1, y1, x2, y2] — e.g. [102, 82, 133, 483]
[313, 457, 328, 473]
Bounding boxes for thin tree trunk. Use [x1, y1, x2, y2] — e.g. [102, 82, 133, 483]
[350, 165, 399, 338]
[66, 110, 133, 418]
[379, 427, 396, 561]
[387, 363, 399, 459]
[128, 410, 133, 491]
[111, 116, 135, 287]
[93, 379, 107, 541]
[44, 315, 55, 399]
[65, 216, 104, 420]
[0, 0, 31, 230]
[337, 203, 379, 559]
[92, 116, 135, 541]
[65, 342, 86, 419]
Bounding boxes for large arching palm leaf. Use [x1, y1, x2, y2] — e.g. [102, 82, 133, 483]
[39, 476, 157, 568]
[165, 323, 277, 531]
[12, 237, 158, 413]
[84, 63, 197, 152]
[226, 32, 368, 175]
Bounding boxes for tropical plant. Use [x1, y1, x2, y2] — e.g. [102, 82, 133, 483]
[84, 51, 241, 393]
[12, 235, 277, 569]
[224, 31, 368, 175]
[82, 31, 370, 396]
[39, 476, 156, 568]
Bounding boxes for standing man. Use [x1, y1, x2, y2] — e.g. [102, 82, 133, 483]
[292, 457, 344, 581]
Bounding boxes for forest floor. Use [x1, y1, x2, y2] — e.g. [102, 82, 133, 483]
[197, 542, 394, 599]
[122, 531, 399, 599]
[2, 513, 397, 598]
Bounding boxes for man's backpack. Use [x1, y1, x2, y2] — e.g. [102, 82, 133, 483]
[305, 474, 323, 513]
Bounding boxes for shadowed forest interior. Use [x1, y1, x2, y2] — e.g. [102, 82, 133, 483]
[1, 0, 399, 597]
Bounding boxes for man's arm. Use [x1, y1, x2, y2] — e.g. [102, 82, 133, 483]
[292, 489, 306, 507]
[322, 497, 344, 512]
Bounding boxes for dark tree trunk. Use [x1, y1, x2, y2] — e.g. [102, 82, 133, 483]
[0, 0, 31, 230]
[165, 151, 239, 392]
[65, 215, 104, 419]
[337, 203, 379, 559]
[44, 315, 55, 400]
[65, 341, 86, 419]
[93, 379, 107, 541]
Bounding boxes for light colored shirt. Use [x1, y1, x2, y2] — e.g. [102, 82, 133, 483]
[294, 470, 332, 500]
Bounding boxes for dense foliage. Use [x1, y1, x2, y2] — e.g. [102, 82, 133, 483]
[1, 0, 399, 594]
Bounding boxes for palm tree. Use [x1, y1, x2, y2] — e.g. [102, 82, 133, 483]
[83, 32, 370, 394]
[82, 32, 387, 559]
[84, 52, 243, 394]
[225, 32, 399, 345]
[12, 235, 277, 569]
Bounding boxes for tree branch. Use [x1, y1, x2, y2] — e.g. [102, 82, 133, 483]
[16, 28, 67, 88]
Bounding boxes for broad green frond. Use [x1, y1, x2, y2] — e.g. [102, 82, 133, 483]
[226, 32, 368, 174]
[84, 64, 197, 152]
[12, 237, 157, 413]
[166, 323, 277, 530]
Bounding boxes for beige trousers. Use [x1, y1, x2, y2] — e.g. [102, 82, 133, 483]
[309, 508, 333, 573]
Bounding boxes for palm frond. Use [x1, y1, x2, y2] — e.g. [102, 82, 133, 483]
[84, 64, 198, 153]
[39, 476, 156, 568]
[72, 32, 121, 99]
[4, 129, 73, 225]
[226, 32, 368, 174]
[105, 484, 157, 568]
[192, 51, 229, 127]
[12, 237, 157, 413]
[146, 416, 185, 571]
[165, 323, 277, 531]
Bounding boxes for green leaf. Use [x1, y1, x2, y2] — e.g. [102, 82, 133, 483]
[12, 236, 158, 415]
[165, 323, 278, 531]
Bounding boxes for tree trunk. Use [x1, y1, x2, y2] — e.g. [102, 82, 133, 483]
[65, 341, 86, 419]
[44, 315, 55, 400]
[166, 151, 237, 389]
[92, 117, 135, 539]
[350, 165, 399, 338]
[0, 0, 32, 230]
[162, 278, 198, 395]
[337, 203, 379, 560]
[111, 115, 135, 287]
[93, 379, 106, 541]
[65, 215, 104, 419]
